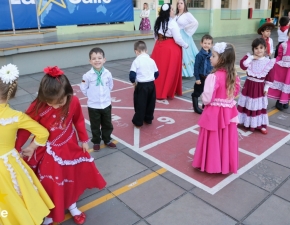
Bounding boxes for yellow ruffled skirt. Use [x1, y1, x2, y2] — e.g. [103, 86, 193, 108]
[0, 149, 54, 225]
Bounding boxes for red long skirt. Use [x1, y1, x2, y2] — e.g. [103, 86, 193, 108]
[151, 38, 182, 99]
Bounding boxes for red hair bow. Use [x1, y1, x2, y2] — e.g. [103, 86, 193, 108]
[44, 66, 64, 77]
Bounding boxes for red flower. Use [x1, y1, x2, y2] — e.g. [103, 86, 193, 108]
[44, 66, 64, 77]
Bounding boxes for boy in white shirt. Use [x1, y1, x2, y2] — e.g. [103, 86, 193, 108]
[129, 41, 159, 127]
[80, 47, 117, 151]
[275, 16, 289, 58]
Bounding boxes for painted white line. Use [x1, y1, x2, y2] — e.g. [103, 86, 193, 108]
[111, 86, 134, 92]
[112, 106, 194, 112]
[139, 125, 199, 152]
[239, 148, 259, 158]
[134, 127, 140, 149]
[268, 124, 290, 133]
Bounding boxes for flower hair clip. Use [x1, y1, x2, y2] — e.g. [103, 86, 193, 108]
[44, 66, 64, 78]
[213, 42, 227, 54]
[161, 3, 169, 11]
[0, 63, 19, 84]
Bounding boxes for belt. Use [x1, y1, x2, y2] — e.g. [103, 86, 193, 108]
[158, 34, 173, 41]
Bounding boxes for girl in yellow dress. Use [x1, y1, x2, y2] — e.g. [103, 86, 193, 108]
[0, 64, 54, 225]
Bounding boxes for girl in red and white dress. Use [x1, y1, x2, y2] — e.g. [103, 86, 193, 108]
[192, 42, 240, 174]
[268, 28, 290, 110]
[16, 66, 106, 225]
[238, 38, 275, 134]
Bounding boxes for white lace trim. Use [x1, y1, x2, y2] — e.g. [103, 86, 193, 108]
[271, 81, 290, 93]
[247, 58, 275, 78]
[0, 149, 37, 196]
[46, 142, 94, 166]
[40, 107, 52, 117]
[238, 113, 269, 128]
[81, 139, 90, 143]
[50, 119, 73, 147]
[210, 98, 236, 108]
[0, 116, 18, 126]
[38, 171, 74, 186]
[238, 94, 268, 111]
[277, 61, 290, 67]
[247, 76, 265, 82]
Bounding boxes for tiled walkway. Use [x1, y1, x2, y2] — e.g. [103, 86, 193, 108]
[11, 30, 290, 225]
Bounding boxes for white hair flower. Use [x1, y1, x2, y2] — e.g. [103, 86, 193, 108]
[0, 64, 19, 84]
[213, 42, 227, 54]
[161, 3, 169, 11]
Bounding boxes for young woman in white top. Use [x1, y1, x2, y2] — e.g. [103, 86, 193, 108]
[139, 3, 151, 31]
[176, 0, 199, 77]
[151, 3, 188, 100]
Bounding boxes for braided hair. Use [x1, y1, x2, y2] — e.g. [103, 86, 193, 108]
[0, 79, 18, 104]
[154, 4, 171, 39]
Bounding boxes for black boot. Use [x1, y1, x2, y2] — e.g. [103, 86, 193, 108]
[283, 102, 289, 109]
[276, 100, 283, 111]
[192, 96, 203, 114]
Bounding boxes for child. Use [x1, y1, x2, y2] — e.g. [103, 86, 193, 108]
[192, 42, 240, 174]
[274, 16, 289, 58]
[80, 47, 117, 151]
[129, 41, 159, 127]
[191, 34, 213, 114]
[268, 29, 290, 110]
[238, 38, 275, 134]
[0, 64, 54, 225]
[258, 22, 275, 58]
[16, 66, 106, 225]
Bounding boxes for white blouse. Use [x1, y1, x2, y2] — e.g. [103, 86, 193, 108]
[140, 9, 150, 18]
[157, 18, 189, 49]
[175, 12, 199, 37]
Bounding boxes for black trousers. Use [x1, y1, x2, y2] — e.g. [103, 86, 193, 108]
[192, 75, 206, 98]
[274, 42, 283, 58]
[133, 81, 156, 126]
[88, 105, 113, 144]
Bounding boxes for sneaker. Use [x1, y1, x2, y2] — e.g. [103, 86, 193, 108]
[105, 142, 117, 149]
[93, 144, 100, 151]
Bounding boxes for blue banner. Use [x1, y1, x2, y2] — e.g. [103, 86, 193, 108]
[0, 0, 133, 30]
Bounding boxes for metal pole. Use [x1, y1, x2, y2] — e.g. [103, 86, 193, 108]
[8, 0, 16, 34]
[34, 0, 41, 32]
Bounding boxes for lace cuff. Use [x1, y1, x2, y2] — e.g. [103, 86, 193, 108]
[264, 81, 272, 92]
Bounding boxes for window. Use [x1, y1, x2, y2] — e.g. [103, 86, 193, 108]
[187, 0, 205, 8]
[221, 0, 230, 8]
[255, 0, 261, 9]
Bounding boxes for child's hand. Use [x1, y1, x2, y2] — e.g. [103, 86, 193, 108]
[133, 83, 137, 89]
[22, 142, 38, 161]
[253, 55, 259, 60]
[264, 91, 268, 96]
[82, 142, 89, 152]
[195, 80, 201, 85]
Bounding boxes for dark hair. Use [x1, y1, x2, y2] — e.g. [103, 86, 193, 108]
[251, 38, 266, 52]
[279, 16, 289, 26]
[134, 41, 147, 52]
[212, 43, 237, 98]
[154, 3, 171, 39]
[28, 74, 73, 125]
[89, 47, 105, 59]
[0, 80, 17, 103]
[260, 25, 273, 33]
[201, 34, 213, 43]
[176, 0, 188, 14]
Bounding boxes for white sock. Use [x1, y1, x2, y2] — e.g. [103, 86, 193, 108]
[43, 217, 53, 225]
[68, 202, 82, 216]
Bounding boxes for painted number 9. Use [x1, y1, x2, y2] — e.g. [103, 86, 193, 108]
[157, 117, 175, 124]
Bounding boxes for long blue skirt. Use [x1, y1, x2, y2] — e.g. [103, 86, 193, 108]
[181, 29, 199, 77]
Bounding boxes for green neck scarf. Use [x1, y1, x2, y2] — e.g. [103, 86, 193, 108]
[93, 67, 104, 86]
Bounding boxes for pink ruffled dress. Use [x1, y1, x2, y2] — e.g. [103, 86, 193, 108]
[268, 41, 290, 103]
[238, 54, 275, 129]
[192, 69, 240, 174]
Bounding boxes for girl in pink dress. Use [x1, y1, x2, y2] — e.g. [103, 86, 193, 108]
[16, 67, 106, 225]
[238, 38, 275, 134]
[192, 42, 240, 174]
[268, 29, 290, 110]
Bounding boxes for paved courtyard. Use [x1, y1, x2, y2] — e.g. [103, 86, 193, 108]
[11, 31, 290, 225]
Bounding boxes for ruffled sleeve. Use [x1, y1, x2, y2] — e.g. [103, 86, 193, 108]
[239, 55, 248, 70]
[201, 73, 218, 105]
[276, 43, 284, 62]
[243, 53, 254, 68]
[264, 58, 276, 92]
[183, 13, 198, 36]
